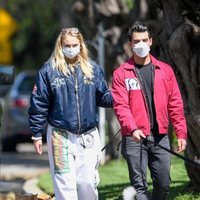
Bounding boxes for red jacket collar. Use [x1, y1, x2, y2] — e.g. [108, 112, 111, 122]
[124, 54, 160, 69]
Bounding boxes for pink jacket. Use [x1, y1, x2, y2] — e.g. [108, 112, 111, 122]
[112, 55, 187, 139]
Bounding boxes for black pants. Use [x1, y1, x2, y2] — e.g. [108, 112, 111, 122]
[122, 134, 171, 200]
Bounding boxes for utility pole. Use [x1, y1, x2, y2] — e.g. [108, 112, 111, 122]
[97, 23, 106, 164]
[86, 23, 106, 164]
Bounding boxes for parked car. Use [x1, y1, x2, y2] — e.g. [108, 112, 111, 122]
[1, 70, 46, 152]
[0, 65, 14, 124]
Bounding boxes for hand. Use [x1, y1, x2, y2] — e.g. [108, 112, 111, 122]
[33, 139, 43, 155]
[132, 129, 146, 143]
[177, 139, 187, 152]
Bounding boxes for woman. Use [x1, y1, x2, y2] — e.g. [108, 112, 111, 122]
[29, 27, 112, 200]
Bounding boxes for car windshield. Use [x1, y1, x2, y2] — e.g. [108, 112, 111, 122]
[18, 76, 35, 93]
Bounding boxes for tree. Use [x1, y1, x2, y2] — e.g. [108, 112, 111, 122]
[137, 0, 200, 191]
[5, 0, 61, 70]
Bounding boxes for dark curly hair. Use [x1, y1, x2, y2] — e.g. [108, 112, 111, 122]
[127, 21, 152, 42]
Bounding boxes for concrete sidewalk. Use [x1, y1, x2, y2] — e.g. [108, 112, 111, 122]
[1, 143, 50, 196]
[0, 163, 49, 180]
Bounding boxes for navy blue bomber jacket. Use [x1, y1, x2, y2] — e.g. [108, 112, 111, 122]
[28, 60, 113, 138]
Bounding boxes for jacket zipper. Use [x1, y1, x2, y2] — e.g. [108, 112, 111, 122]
[133, 68, 151, 132]
[74, 69, 81, 134]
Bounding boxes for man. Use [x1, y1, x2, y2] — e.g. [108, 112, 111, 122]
[112, 21, 187, 200]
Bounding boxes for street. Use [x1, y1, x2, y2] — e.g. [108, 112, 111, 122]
[0, 143, 49, 194]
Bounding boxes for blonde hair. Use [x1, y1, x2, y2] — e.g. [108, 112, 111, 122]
[49, 28, 93, 78]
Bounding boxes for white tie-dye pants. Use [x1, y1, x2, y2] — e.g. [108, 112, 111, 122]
[47, 125, 102, 200]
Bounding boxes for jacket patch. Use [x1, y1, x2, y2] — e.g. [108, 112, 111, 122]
[125, 78, 141, 91]
[51, 77, 65, 88]
[83, 76, 94, 85]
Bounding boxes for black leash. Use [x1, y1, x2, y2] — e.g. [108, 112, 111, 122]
[142, 136, 200, 168]
[140, 138, 151, 199]
[101, 128, 200, 167]
[101, 128, 200, 199]
[139, 136, 200, 199]
[101, 129, 121, 152]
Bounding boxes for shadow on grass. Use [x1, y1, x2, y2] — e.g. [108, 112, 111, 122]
[98, 181, 200, 200]
[98, 182, 129, 200]
[169, 181, 200, 200]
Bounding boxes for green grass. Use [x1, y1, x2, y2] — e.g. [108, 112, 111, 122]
[38, 156, 200, 199]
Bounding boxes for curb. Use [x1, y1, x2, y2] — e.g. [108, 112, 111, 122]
[23, 178, 55, 199]
[23, 178, 44, 194]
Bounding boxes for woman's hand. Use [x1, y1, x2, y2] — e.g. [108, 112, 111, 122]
[33, 139, 43, 155]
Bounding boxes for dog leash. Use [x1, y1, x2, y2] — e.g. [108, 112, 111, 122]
[141, 136, 200, 168]
[140, 139, 151, 199]
[101, 128, 200, 199]
[101, 129, 121, 152]
[101, 128, 200, 167]
[139, 136, 200, 199]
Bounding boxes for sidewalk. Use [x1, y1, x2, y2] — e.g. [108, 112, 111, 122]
[0, 163, 49, 181]
[1, 143, 50, 196]
[19, 144, 52, 197]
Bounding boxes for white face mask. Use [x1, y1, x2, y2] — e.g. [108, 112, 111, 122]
[132, 41, 150, 58]
[62, 45, 80, 59]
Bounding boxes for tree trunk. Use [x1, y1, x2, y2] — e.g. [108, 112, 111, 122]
[148, 0, 200, 191]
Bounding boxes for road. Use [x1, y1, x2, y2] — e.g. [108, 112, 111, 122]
[0, 143, 49, 194]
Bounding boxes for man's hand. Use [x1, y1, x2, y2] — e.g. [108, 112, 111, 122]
[33, 139, 43, 155]
[132, 129, 146, 143]
[177, 139, 187, 152]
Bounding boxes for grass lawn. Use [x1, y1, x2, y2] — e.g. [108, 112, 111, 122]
[38, 155, 200, 199]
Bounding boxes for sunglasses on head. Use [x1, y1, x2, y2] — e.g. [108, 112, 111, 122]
[62, 27, 79, 34]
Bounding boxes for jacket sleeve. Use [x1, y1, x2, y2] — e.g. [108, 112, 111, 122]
[95, 64, 113, 108]
[28, 66, 51, 138]
[168, 69, 187, 139]
[112, 70, 137, 135]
